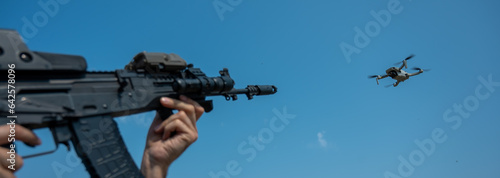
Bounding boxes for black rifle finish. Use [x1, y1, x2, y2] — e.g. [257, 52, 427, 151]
[0, 29, 277, 177]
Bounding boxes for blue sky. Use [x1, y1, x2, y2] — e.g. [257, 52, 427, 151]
[1, 0, 500, 177]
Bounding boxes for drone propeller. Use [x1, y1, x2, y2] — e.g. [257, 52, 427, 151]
[411, 67, 431, 72]
[394, 54, 415, 66]
[384, 84, 394, 88]
[405, 54, 415, 61]
[368, 75, 381, 85]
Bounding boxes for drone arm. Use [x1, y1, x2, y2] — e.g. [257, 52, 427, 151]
[379, 75, 389, 79]
[375, 75, 388, 85]
[408, 70, 423, 76]
[378, 75, 389, 85]
[398, 60, 408, 70]
[393, 81, 401, 87]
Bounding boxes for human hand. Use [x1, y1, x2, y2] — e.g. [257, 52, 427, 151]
[0, 124, 41, 178]
[140, 95, 204, 178]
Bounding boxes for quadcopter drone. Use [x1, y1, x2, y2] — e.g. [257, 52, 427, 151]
[368, 54, 429, 87]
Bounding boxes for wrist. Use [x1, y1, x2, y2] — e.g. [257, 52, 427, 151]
[141, 151, 169, 178]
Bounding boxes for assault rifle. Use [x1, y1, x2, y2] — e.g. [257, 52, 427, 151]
[0, 29, 277, 177]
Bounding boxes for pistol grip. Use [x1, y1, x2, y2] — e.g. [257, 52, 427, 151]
[157, 109, 174, 121]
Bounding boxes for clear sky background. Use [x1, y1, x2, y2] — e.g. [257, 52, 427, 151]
[1, 0, 500, 177]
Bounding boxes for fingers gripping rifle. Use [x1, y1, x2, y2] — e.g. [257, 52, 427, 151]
[0, 29, 277, 177]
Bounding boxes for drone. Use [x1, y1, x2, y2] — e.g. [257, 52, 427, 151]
[368, 54, 430, 87]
